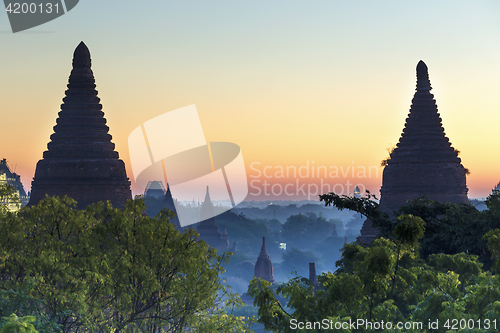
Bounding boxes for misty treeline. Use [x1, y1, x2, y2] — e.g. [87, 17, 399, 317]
[247, 191, 500, 332]
[145, 194, 361, 282]
[216, 209, 361, 283]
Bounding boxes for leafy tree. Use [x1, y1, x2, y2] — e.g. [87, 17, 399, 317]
[245, 192, 500, 332]
[0, 314, 37, 333]
[484, 228, 500, 272]
[0, 195, 251, 333]
[0, 185, 20, 214]
[320, 190, 500, 268]
[248, 225, 500, 332]
[319, 191, 393, 238]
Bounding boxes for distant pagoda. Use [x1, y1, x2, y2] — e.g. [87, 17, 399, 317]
[0, 158, 29, 210]
[353, 185, 361, 198]
[254, 237, 275, 283]
[359, 61, 468, 243]
[29, 42, 132, 209]
[196, 186, 229, 251]
[144, 181, 166, 199]
[163, 183, 182, 230]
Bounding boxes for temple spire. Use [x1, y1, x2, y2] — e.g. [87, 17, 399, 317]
[254, 237, 275, 283]
[204, 186, 211, 203]
[162, 182, 182, 230]
[72, 41, 91, 69]
[416, 60, 431, 92]
[197, 185, 229, 250]
[259, 237, 269, 257]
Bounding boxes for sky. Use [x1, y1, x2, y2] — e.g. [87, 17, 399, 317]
[1, 0, 499, 201]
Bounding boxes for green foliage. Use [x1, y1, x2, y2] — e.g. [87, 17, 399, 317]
[249, 230, 500, 332]
[320, 191, 393, 237]
[0, 314, 37, 333]
[0, 195, 250, 333]
[380, 145, 395, 167]
[484, 228, 500, 272]
[247, 279, 291, 333]
[0, 288, 61, 332]
[321, 190, 500, 268]
[393, 214, 425, 247]
[0, 185, 20, 213]
[247, 192, 500, 332]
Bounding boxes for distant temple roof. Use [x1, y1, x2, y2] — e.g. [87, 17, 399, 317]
[144, 180, 166, 198]
[0, 158, 29, 209]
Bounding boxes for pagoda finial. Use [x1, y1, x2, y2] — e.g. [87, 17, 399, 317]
[73, 41, 91, 69]
[259, 237, 269, 256]
[205, 186, 210, 201]
[416, 60, 431, 92]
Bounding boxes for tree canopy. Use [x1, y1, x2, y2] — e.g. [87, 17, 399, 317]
[0, 196, 253, 333]
[248, 191, 500, 332]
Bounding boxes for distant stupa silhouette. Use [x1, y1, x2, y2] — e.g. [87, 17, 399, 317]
[358, 60, 468, 243]
[196, 186, 229, 250]
[254, 237, 275, 283]
[29, 42, 132, 209]
[163, 183, 182, 230]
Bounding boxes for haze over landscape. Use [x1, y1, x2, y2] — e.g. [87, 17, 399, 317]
[3, 3, 500, 332]
[1, 1, 500, 200]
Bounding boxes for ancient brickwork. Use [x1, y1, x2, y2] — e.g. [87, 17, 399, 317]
[359, 61, 468, 243]
[29, 42, 131, 209]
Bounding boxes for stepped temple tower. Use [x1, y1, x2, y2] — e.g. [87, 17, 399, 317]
[359, 61, 468, 243]
[254, 237, 275, 283]
[29, 42, 131, 209]
[196, 186, 229, 250]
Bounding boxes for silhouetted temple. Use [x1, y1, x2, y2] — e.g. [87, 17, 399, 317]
[163, 183, 182, 230]
[0, 158, 29, 210]
[196, 186, 229, 250]
[29, 42, 132, 209]
[254, 237, 275, 283]
[359, 61, 468, 243]
[144, 181, 166, 199]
